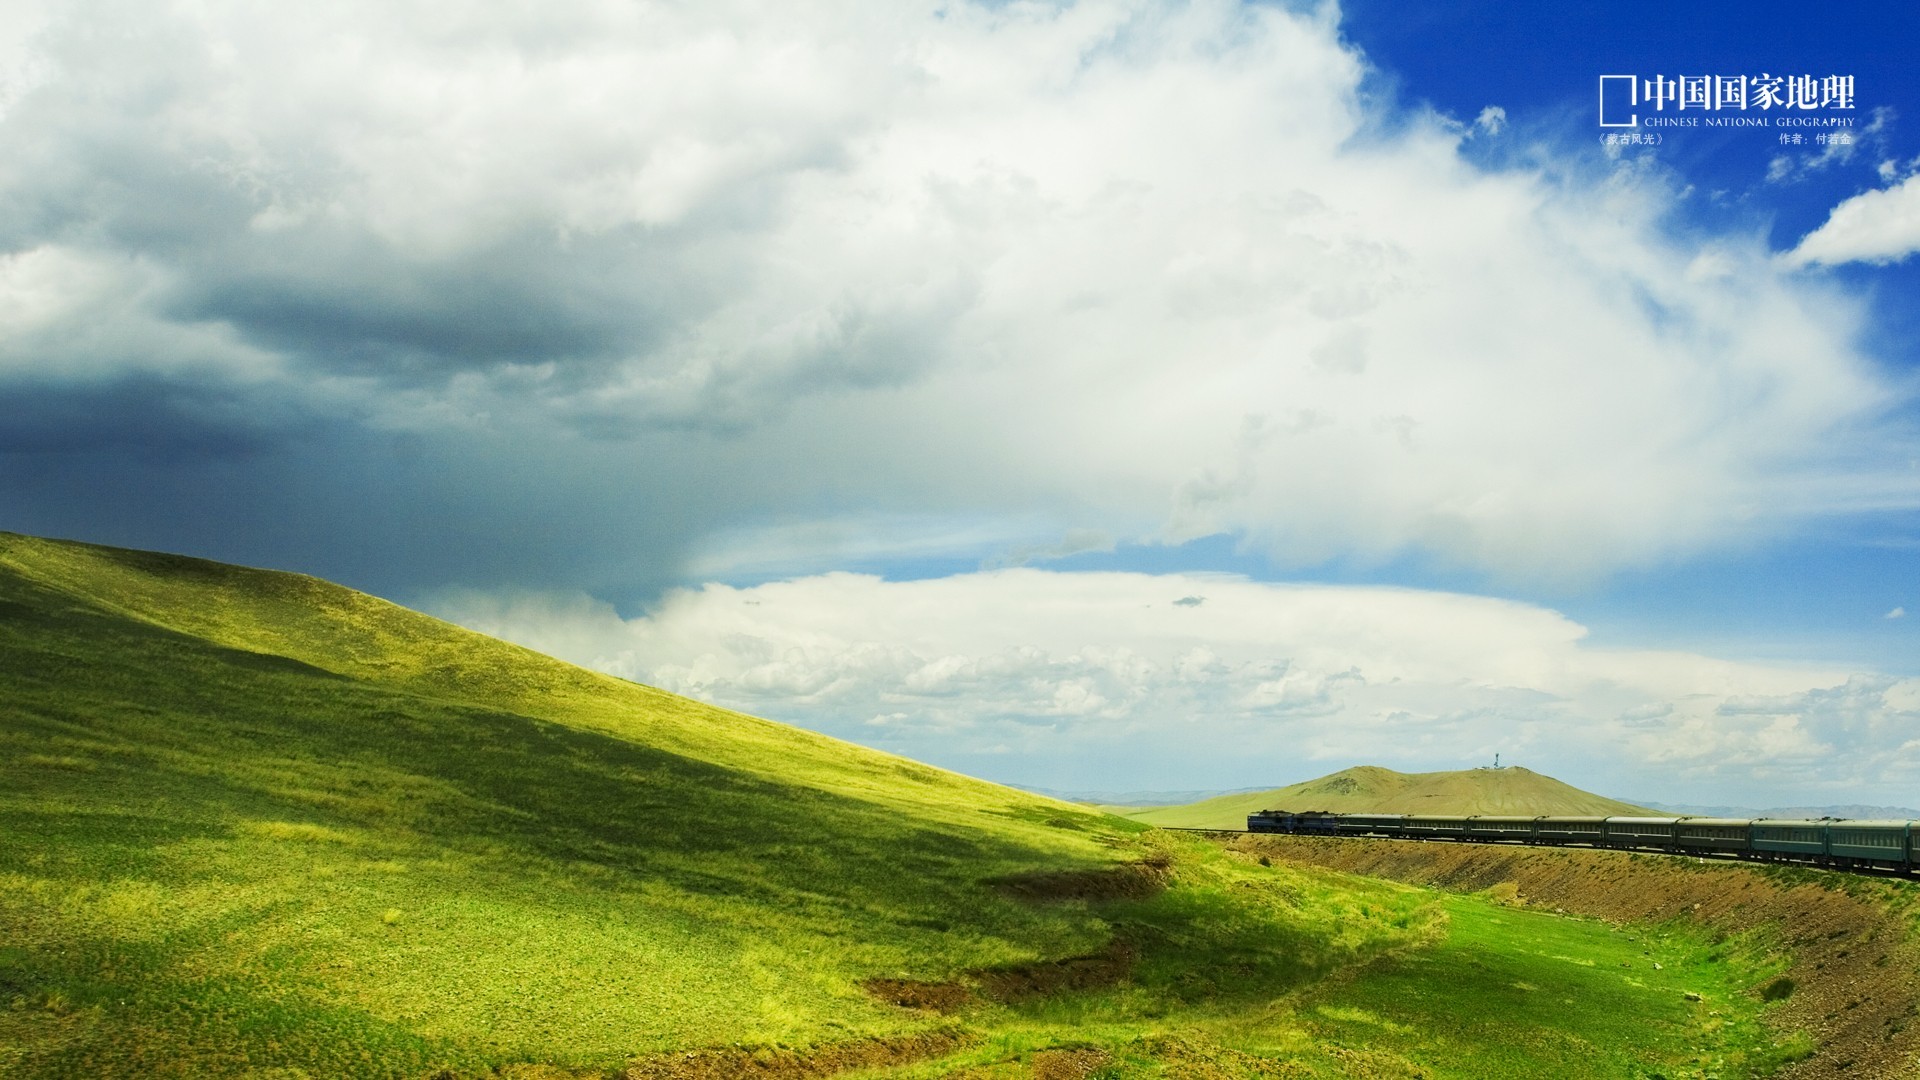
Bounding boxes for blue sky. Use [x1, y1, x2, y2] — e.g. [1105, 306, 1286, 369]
[4, 0, 1919, 805]
[1332, 0, 1920, 674]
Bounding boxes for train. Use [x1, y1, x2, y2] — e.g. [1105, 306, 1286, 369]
[1245, 810, 1920, 874]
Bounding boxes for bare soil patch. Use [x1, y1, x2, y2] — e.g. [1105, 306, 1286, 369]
[988, 855, 1172, 903]
[1029, 1046, 1114, 1079]
[973, 939, 1136, 1002]
[861, 977, 975, 1014]
[1232, 835, 1920, 1080]
[620, 1031, 966, 1080]
[862, 938, 1137, 1018]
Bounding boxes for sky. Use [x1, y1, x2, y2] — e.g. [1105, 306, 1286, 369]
[5, 0, 1920, 807]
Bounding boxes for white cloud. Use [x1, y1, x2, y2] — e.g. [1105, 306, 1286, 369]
[0, 247, 280, 383]
[429, 569, 1920, 802]
[1787, 172, 1920, 266]
[1888, 606, 1906, 620]
[0, 0, 1907, 583]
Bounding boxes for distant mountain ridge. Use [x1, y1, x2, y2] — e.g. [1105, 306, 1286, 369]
[1119, 764, 1655, 830]
[1630, 800, 1920, 820]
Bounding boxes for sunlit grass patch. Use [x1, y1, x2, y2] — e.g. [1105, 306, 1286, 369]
[1291, 895, 1809, 1079]
[240, 820, 362, 845]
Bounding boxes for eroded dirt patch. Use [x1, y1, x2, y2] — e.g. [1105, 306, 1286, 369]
[1029, 1046, 1114, 1079]
[973, 939, 1136, 1002]
[863, 938, 1137, 1017]
[1232, 834, 1920, 1080]
[989, 854, 1172, 903]
[861, 977, 975, 1014]
[1126, 1033, 1316, 1079]
[620, 1031, 966, 1080]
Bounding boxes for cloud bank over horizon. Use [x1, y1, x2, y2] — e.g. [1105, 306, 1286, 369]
[429, 569, 1920, 805]
[1, 0, 1912, 595]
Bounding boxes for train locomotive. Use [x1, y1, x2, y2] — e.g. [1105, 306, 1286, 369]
[1245, 810, 1919, 874]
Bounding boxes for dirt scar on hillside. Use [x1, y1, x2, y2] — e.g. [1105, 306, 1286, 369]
[1231, 835, 1920, 1080]
[614, 1031, 969, 1080]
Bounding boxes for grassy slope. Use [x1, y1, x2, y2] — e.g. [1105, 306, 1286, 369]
[0, 534, 1792, 1078]
[1121, 764, 1654, 829]
[0, 533, 1142, 1070]
[1291, 894, 1806, 1079]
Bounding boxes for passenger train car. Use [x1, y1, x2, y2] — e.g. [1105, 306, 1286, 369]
[1245, 810, 1919, 874]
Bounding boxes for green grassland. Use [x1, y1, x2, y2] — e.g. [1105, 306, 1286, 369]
[1117, 765, 1653, 830]
[0, 533, 1806, 1077]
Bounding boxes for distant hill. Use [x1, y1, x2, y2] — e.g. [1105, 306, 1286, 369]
[1632, 800, 1920, 820]
[1123, 765, 1655, 829]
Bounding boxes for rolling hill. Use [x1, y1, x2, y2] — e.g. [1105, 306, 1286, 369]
[0, 532, 1799, 1078]
[1119, 764, 1655, 829]
[0, 531, 1145, 1075]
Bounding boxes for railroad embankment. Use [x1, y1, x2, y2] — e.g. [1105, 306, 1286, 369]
[1234, 834, 1920, 1080]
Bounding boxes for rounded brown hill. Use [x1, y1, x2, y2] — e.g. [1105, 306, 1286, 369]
[1119, 764, 1653, 829]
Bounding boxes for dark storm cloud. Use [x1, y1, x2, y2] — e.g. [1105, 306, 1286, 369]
[0, 0, 889, 430]
[0, 375, 313, 458]
[174, 230, 678, 382]
[0, 418, 720, 606]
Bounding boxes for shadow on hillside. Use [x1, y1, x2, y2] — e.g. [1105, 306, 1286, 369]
[0, 564, 1105, 940]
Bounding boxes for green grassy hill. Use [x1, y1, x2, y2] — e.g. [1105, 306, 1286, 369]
[0, 534, 1801, 1078]
[1118, 765, 1654, 829]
